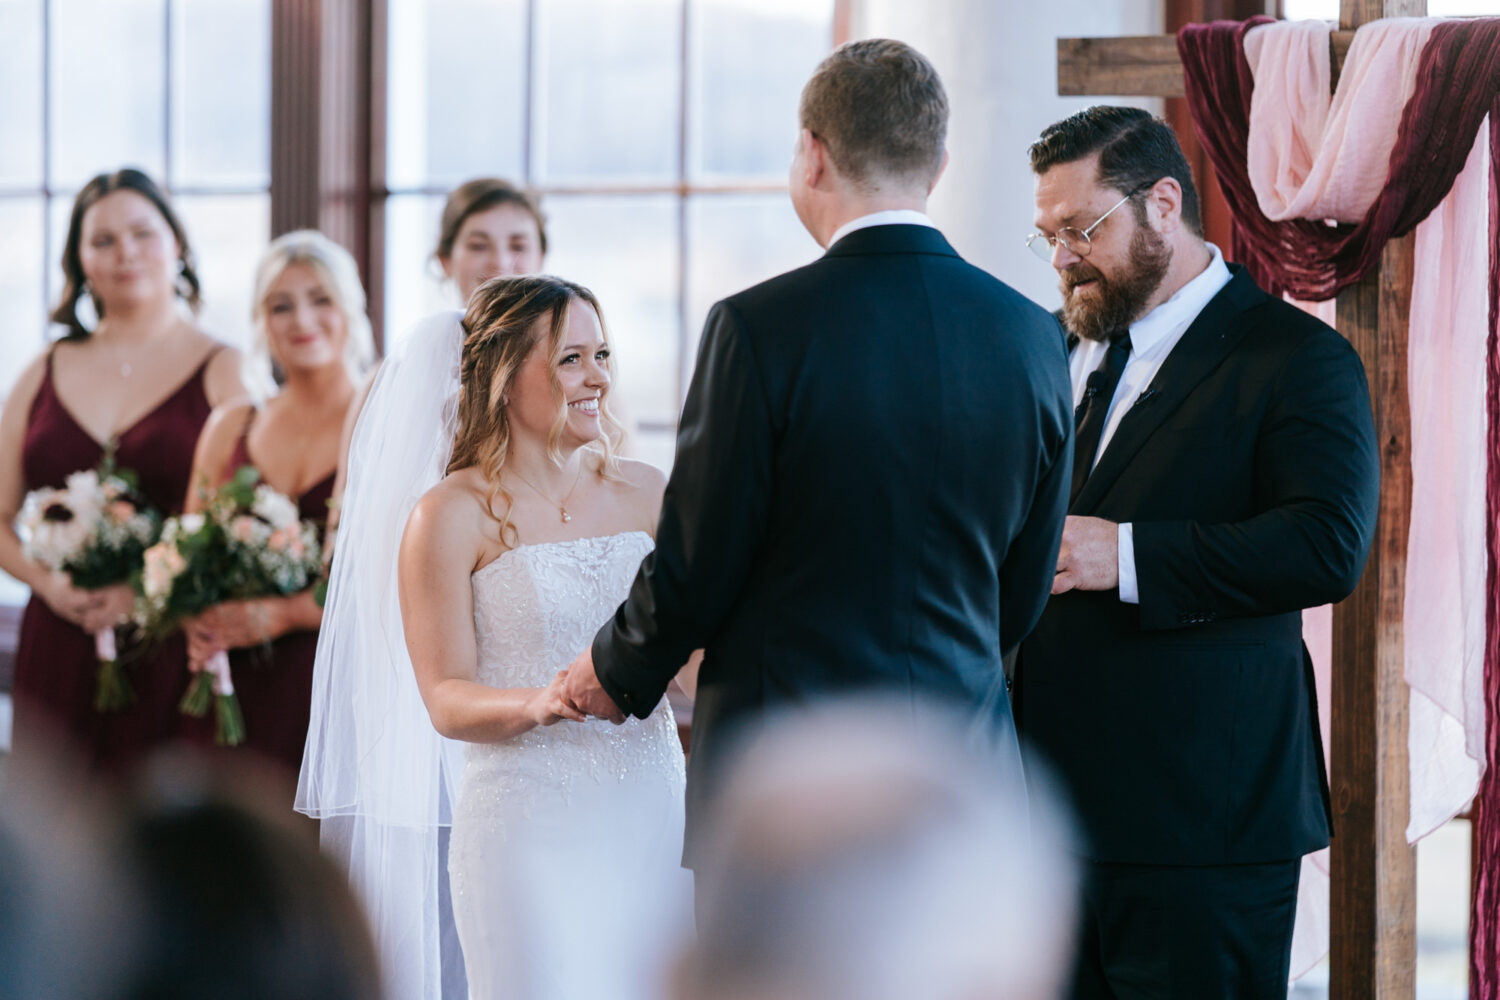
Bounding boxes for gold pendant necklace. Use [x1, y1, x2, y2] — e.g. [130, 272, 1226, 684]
[509, 461, 584, 524]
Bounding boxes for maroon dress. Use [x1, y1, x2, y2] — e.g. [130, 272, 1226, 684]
[180, 409, 334, 774]
[12, 347, 220, 775]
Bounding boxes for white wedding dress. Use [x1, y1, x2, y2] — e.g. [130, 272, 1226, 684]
[451, 530, 693, 1000]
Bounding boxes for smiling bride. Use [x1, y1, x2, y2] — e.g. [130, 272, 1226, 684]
[397, 274, 693, 1000]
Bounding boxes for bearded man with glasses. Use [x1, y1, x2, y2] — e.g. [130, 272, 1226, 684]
[1014, 105, 1380, 1000]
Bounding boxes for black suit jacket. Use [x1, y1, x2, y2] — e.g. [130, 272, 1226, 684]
[592, 224, 1074, 859]
[1016, 265, 1380, 866]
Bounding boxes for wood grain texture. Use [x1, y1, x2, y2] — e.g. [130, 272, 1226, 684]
[1330, 234, 1418, 1000]
[1058, 31, 1355, 97]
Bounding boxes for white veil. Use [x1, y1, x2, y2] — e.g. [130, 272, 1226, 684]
[296, 309, 469, 1000]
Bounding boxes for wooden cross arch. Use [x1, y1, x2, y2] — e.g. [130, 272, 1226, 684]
[1058, 1, 1425, 998]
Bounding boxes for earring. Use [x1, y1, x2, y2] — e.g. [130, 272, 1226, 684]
[174, 261, 193, 300]
[74, 287, 99, 332]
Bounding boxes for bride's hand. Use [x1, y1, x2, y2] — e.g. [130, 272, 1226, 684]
[529, 670, 588, 727]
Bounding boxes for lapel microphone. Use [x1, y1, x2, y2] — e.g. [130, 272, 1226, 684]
[1137, 386, 1159, 405]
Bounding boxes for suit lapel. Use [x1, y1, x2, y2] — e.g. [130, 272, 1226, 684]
[1072, 268, 1264, 511]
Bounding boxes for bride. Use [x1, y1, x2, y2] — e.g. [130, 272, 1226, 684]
[398, 275, 693, 1000]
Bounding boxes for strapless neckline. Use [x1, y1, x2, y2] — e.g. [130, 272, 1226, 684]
[473, 529, 653, 581]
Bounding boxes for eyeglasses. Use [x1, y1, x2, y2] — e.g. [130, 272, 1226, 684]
[1026, 183, 1152, 263]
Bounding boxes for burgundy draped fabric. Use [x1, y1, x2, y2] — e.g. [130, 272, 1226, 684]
[1178, 17, 1500, 302]
[1178, 17, 1500, 996]
[1481, 94, 1500, 1000]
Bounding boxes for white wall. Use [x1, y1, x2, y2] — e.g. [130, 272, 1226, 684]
[850, 0, 1163, 309]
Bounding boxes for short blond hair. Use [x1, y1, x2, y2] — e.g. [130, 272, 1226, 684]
[798, 39, 948, 190]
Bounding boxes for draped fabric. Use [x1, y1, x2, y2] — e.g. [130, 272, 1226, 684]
[1482, 100, 1500, 1000]
[1178, 16, 1500, 300]
[1177, 16, 1500, 991]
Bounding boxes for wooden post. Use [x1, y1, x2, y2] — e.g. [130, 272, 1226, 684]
[1330, 233, 1417, 1000]
[1327, 4, 1422, 996]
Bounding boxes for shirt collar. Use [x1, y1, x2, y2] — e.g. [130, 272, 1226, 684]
[827, 209, 937, 249]
[1127, 243, 1232, 357]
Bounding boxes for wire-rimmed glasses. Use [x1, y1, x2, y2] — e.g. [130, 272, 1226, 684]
[1026, 182, 1152, 262]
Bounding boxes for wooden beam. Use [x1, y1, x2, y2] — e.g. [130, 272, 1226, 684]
[1057, 31, 1355, 97]
[1330, 234, 1417, 1000]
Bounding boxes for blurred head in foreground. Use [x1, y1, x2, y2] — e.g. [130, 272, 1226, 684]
[677, 697, 1079, 1000]
[0, 745, 380, 1000]
[116, 752, 381, 1000]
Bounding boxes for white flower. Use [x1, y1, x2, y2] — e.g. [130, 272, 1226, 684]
[251, 486, 300, 531]
[17, 488, 90, 568]
[179, 512, 206, 536]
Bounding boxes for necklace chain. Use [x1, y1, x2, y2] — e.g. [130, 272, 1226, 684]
[508, 461, 584, 524]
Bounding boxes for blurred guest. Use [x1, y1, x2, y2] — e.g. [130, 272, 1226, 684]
[0, 167, 245, 776]
[0, 733, 127, 1000]
[2, 737, 378, 1000]
[181, 230, 372, 778]
[115, 753, 382, 1000]
[677, 698, 1079, 1000]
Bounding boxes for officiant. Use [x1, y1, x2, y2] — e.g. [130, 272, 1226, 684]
[1014, 106, 1380, 999]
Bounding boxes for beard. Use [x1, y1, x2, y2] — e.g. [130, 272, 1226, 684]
[1059, 224, 1173, 343]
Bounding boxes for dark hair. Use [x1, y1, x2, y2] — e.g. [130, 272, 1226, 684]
[1028, 106, 1203, 237]
[51, 168, 202, 339]
[434, 178, 549, 261]
[119, 797, 380, 1000]
[799, 38, 948, 189]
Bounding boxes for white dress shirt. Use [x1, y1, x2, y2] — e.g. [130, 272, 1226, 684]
[1067, 243, 1232, 604]
[826, 209, 937, 247]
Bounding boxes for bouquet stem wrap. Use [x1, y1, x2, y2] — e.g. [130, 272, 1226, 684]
[91, 627, 133, 712]
[179, 650, 244, 746]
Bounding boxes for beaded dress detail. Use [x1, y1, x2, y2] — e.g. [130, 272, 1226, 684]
[448, 530, 691, 1000]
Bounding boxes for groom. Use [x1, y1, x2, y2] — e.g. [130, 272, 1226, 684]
[564, 38, 1072, 858]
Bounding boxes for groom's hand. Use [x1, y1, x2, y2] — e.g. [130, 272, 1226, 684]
[564, 647, 626, 724]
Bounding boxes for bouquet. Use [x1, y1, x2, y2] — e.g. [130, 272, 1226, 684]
[16, 463, 161, 711]
[135, 466, 322, 745]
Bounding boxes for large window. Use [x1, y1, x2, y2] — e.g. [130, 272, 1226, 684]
[382, 0, 837, 468]
[0, 0, 271, 601]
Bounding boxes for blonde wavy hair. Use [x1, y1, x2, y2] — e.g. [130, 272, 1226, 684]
[247, 229, 375, 398]
[448, 274, 625, 546]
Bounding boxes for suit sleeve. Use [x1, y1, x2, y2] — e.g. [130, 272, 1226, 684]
[592, 301, 774, 718]
[1133, 330, 1380, 631]
[999, 383, 1073, 655]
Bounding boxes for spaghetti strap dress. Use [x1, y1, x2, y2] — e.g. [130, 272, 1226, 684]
[178, 407, 334, 774]
[12, 347, 221, 776]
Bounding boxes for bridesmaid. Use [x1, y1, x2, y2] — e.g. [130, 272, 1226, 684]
[181, 230, 373, 775]
[0, 167, 245, 774]
[328, 177, 549, 511]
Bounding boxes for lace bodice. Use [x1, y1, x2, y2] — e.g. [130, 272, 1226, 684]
[458, 531, 683, 824]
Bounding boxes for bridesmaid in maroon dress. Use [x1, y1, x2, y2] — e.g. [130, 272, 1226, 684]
[0, 168, 245, 775]
[181, 230, 372, 775]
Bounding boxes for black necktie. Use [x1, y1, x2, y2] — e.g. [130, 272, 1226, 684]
[1070, 330, 1132, 504]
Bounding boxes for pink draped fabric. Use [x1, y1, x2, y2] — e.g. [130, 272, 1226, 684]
[1178, 16, 1500, 992]
[1179, 16, 1500, 300]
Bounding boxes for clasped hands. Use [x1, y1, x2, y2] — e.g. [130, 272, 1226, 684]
[529, 646, 626, 728]
[1052, 515, 1119, 595]
[527, 516, 1123, 727]
[185, 598, 282, 673]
